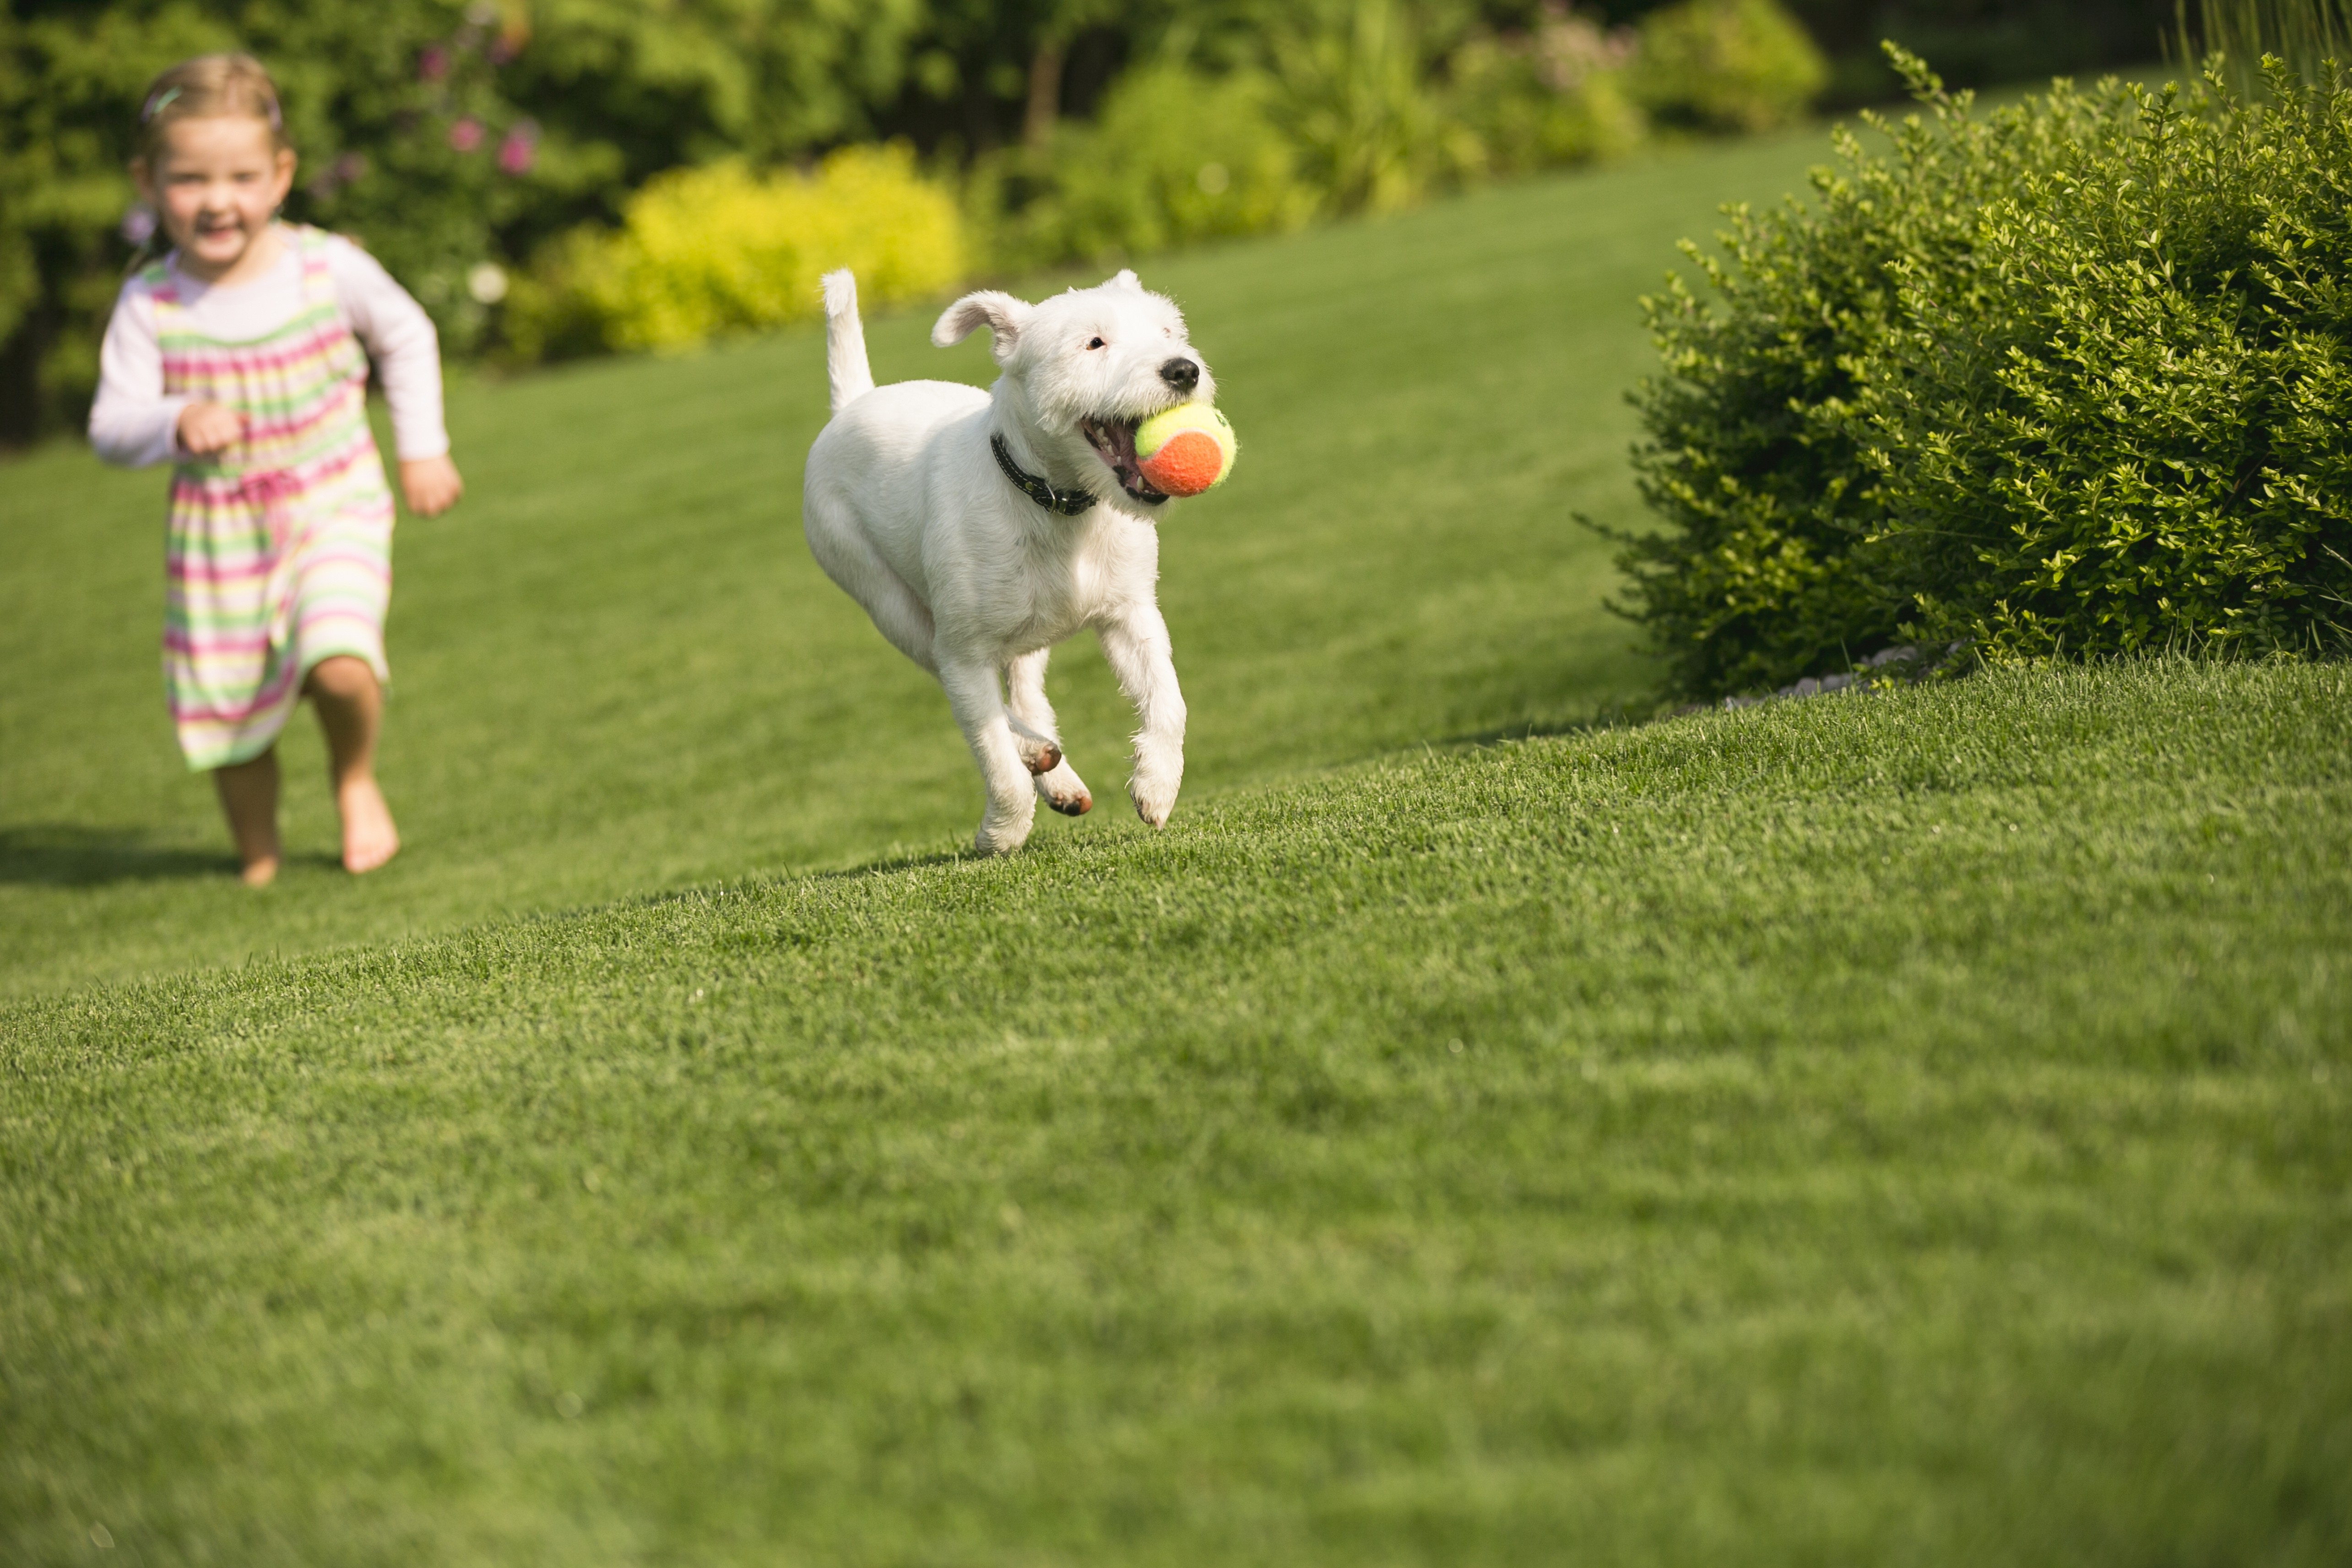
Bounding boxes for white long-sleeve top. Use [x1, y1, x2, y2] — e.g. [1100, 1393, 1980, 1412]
[89, 228, 450, 469]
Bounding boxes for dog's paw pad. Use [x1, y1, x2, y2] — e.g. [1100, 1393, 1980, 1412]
[1049, 791, 1092, 817]
[1023, 743, 1063, 776]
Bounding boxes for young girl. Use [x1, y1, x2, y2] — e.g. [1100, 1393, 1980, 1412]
[89, 53, 462, 887]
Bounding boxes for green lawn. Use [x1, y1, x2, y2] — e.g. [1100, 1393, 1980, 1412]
[5, 129, 2351, 1566]
[6, 660, 2349, 1564]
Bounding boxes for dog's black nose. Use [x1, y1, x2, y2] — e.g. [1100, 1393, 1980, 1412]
[1159, 357, 1199, 392]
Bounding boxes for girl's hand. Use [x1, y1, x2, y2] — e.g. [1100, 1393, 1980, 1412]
[400, 455, 464, 516]
[176, 401, 245, 455]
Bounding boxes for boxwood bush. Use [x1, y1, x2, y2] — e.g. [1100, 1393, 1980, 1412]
[1617, 48, 2352, 698]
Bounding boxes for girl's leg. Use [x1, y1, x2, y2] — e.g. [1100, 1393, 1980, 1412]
[213, 751, 283, 886]
[304, 655, 399, 873]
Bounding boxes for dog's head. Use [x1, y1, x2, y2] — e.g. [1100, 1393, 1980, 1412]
[933, 270, 1215, 509]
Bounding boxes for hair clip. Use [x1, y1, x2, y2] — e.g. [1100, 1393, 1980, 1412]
[140, 85, 183, 123]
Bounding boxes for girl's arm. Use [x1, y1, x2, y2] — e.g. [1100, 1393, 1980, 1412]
[88, 284, 195, 468]
[329, 237, 461, 514]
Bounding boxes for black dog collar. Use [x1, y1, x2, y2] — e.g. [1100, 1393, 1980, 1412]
[991, 433, 1095, 517]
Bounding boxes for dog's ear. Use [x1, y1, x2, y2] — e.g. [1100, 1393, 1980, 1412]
[1107, 269, 1143, 293]
[932, 291, 1033, 363]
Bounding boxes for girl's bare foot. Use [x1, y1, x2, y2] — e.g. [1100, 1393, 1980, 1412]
[337, 775, 400, 873]
[214, 752, 283, 888]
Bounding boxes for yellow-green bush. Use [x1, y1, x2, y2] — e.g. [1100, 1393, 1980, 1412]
[508, 144, 964, 357]
[1633, 0, 1827, 134]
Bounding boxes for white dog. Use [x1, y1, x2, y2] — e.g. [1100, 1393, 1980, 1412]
[802, 268, 1215, 854]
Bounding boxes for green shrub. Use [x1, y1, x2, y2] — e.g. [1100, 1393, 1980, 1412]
[506, 145, 965, 358]
[1613, 49, 2073, 697]
[975, 66, 1319, 275]
[975, 5, 1656, 277]
[1633, 0, 1827, 134]
[1258, 0, 1485, 217]
[1445, 5, 1647, 176]
[1615, 49, 2352, 698]
[1867, 62, 2352, 662]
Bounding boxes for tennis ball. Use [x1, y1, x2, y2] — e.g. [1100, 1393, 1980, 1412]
[1135, 403, 1236, 497]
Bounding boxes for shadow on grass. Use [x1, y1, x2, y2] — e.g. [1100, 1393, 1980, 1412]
[1433, 705, 1654, 752]
[0, 825, 236, 886]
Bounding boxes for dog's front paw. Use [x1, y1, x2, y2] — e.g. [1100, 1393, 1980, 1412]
[1127, 744, 1183, 830]
[1035, 760, 1093, 817]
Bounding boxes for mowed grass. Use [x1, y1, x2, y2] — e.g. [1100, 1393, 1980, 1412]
[0, 130, 1832, 999]
[5, 659, 2350, 1565]
[6, 124, 2351, 1563]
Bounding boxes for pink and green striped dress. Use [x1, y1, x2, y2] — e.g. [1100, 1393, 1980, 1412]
[151, 225, 395, 770]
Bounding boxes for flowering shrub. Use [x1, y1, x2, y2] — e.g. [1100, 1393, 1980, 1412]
[506, 145, 965, 358]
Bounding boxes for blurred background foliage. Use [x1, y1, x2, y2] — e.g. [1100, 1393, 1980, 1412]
[3, 0, 2183, 438]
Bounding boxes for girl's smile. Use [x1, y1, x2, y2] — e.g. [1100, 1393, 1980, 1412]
[133, 114, 295, 286]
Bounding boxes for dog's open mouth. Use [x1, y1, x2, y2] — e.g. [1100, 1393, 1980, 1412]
[1080, 416, 1169, 505]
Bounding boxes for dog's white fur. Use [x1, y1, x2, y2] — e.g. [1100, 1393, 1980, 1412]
[803, 268, 1214, 853]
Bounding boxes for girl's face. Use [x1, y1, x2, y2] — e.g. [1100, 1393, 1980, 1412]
[133, 114, 295, 280]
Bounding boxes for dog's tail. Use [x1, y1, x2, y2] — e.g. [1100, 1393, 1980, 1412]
[822, 270, 875, 415]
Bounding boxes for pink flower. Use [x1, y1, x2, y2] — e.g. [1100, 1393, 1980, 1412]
[419, 44, 450, 82]
[497, 120, 539, 175]
[448, 117, 484, 152]
[121, 205, 157, 246]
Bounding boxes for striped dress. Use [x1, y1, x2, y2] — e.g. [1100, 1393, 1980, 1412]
[151, 225, 396, 770]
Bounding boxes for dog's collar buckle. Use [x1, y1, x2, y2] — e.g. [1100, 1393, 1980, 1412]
[992, 433, 1095, 517]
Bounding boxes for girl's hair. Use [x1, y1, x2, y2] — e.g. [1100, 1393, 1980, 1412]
[135, 54, 288, 163]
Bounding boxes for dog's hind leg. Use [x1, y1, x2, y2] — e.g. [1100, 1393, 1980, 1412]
[1006, 648, 1092, 816]
[805, 507, 939, 673]
[938, 657, 1039, 854]
[855, 569, 939, 675]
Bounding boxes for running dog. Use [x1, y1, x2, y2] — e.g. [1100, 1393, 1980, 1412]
[802, 269, 1214, 854]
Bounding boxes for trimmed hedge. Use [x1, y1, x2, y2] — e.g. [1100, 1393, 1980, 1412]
[1616, 49, 2352, 698]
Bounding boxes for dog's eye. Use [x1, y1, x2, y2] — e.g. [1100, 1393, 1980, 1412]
[1086, 336, 1105, 350]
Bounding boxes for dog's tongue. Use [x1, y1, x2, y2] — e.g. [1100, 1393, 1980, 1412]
[1082, 417, 1168, 503]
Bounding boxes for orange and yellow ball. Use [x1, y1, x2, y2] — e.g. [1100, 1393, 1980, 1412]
[1136, 404, 1237, 497]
